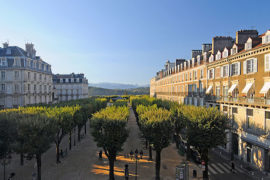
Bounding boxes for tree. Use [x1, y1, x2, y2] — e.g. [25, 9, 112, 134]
[185, 106, 228, 179]
[90, 106, 129, 180]
[16, 113, 56, 180]
[139, 108, 174, 180]
[0, 113, 17, 180]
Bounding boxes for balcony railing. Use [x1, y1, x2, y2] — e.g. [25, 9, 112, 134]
[205, 96, 270, 106]
[155, 91, 205, 97]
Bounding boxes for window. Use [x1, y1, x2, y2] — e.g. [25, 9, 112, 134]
[265, 54, 270, 72]
[244, 58, 257, 74]
[193, 84, 197, 92]
[208, 69, 215, 79]
[223, 86, 228, 96]
[1, 84, 5, 91]
[247, 109, 253, 116]
[222, 65, 229, 77]
[216, 86, 220, 96]
[0, 59, 7, 66]
[14, 71, 19, 80]
[231, 63, 240, 76]
[28, 84, 30, 91]
[231, 48, 237, 55]
[199, 83, 203, 93]
[28, 72, 30, 80]
[39, 74, 42, 80]
[185, 73, 187, 81]
[265, 111, 270, 131]
[1, 71, 5, 80]
[34, 85, 36, 91]
[200, 69, 203, 78]
[14, 84, 19, 92]
[15, 59, 20, 66]
[223, 106, 228, 112]
[194, 71, 197, 80]
[34, 73, 36, 81]
[232, 107, 238, 114]
[245, 42, 252, 50]
[190, 72, 192, 80]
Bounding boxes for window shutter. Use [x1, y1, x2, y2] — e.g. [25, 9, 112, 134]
[220, 66, 223, 77]
[243, 60, 247, 74]
[229, 64, 232, 76]
[265, 55, 270, 71]
[254, 58, 257, 72]
[213, 69, 215, 79]
[237, 62, 241, 75]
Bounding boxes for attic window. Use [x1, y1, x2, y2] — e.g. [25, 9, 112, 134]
[245, 42, 252, 50]
[6, 48, 11, 55]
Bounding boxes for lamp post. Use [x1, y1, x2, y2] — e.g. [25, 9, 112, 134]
[130, 149, 142, 180]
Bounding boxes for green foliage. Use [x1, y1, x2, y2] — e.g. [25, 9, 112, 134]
[90, 106, 129, 180]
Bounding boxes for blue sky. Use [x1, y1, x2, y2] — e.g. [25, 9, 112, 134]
[0, 0, 269, 85]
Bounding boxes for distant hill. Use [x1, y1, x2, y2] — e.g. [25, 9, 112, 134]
[88, 86, 149, 96]
[88, 82, 149, 89]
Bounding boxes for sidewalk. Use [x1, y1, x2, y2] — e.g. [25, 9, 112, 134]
[212, 148, 270, 180]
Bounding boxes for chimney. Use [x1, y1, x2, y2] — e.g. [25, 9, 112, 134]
[3, 42, 8, 48]
[202, 44, 212, 52]
[191, 50, 202, 58]
[212, 36, 234, 54]
[25, 43, 36, 58]
[236, 30, 258, 44]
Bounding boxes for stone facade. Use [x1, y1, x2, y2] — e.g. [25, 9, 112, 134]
[150, 29, 270, 171]
[53, 73, 88, 102]
[0, 43, 52, 108]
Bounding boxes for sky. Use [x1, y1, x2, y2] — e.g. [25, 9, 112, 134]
[0, 0, 269, 85]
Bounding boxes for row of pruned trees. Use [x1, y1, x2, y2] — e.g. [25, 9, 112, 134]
[0, 97, 107, 180]
[90, 105, 130, 180]
[131, 96, 228, 180]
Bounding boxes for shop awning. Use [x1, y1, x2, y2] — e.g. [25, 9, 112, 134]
[228, 84, 237, 93]
[242, 83, 253, 94]
[260, 82, 270, 94]
[206, 85, 212, 94]
[241, 136, 270, 149]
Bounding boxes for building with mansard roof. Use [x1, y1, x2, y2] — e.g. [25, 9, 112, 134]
[0, 43, 53, 108]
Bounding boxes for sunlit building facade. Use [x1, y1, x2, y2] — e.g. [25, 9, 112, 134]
[150, 29, 270, 171]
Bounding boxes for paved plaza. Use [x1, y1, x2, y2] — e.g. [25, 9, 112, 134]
[0, 107, 255, 180]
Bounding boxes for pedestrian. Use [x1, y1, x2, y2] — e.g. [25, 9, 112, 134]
[130, 150, 134, 160]
[231, 161, 235, 173]
[140, 150, 143, 159]
[99, 150, 102, 159]
[124, 164, 129, 180]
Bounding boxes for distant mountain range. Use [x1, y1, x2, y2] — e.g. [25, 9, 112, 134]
[88, 82, 149, 89]
[88, 86, 149, 96]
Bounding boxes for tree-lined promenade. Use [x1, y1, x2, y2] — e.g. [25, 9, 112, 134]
[0, 95, 229, 180]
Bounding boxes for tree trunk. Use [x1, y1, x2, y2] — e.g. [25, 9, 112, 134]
[69, 131, 72, 150]
[3, 158, 5, 180]
[84, 122, 87, 134]
[73, 128, 76, 146]
[202, 149, 209, 180]
[56, 142, 60, 163]
[36, 154, 42, 180]
[78, 126, 81, 142]
[149, 145, 152, 160]
[20, 153, 24, 166]
[145, 140, 148, 149]
[186, 143, 190, 161]
[109, 157, 115, 180]
[155, 150, 161, 180]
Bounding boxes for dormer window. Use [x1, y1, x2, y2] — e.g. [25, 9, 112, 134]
[6, 48, 11, 55]
[209, 55, 214, 62]
[231, 48, 237, 55]
[245, 38, 253, 50]
[223, 48, 228, 58]
[216, 51, 221, 60]
[263, 31, 270, 44]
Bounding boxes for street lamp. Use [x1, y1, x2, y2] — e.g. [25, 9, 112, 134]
[129, 149, 143, 180]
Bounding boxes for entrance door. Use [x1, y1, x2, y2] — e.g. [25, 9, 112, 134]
[232, 133, 239, 155]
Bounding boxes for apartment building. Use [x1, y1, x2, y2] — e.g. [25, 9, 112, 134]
[53, 73, 89, 102]
[150, 29, 270, 171]
[0, 43, 53, 108]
